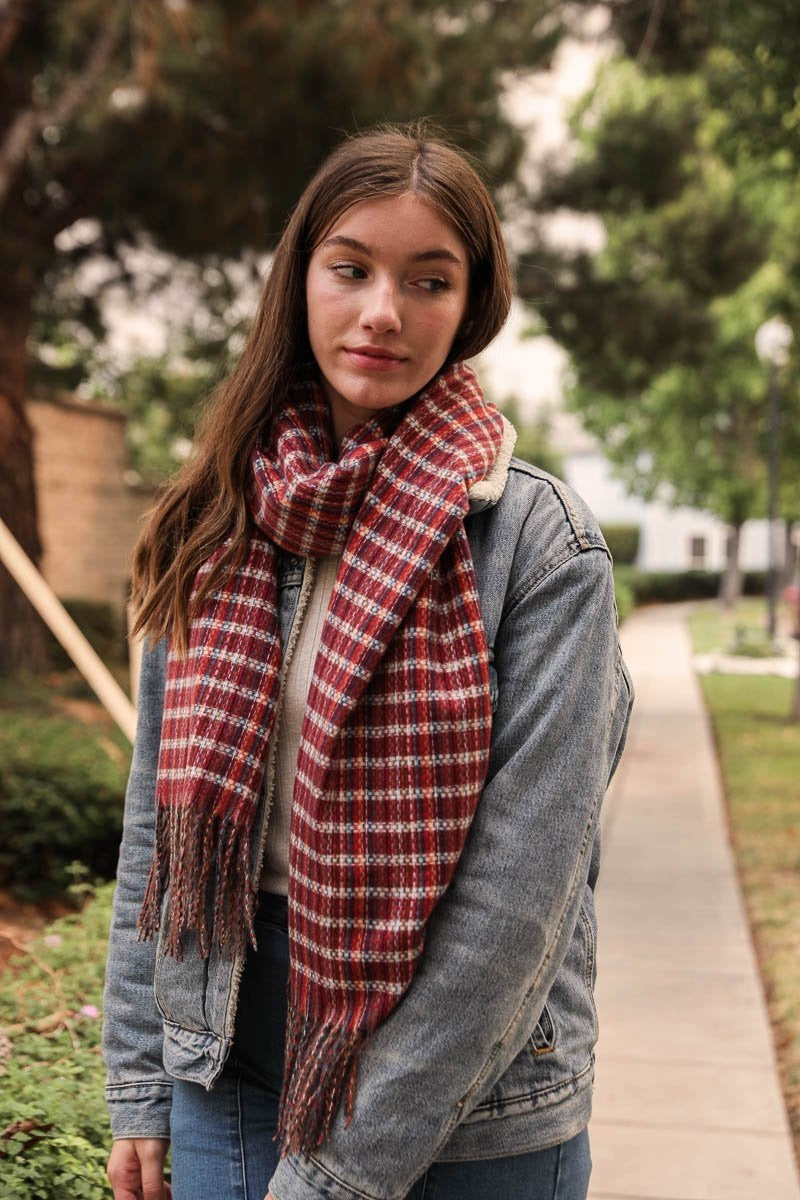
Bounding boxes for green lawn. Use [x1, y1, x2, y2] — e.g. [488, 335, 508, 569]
[688, 605, 800, 1153]
[688, 596, 762, 652]
[688, 595, 795, 655]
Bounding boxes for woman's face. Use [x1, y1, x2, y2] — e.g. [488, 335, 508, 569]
[305, 192, 470, 446]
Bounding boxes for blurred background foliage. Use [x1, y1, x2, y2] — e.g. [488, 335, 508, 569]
[17, 0, 563, 381]
[1, 0, 569, 670]
[522, 0, 800, 604]
[1, 0, 800, 662]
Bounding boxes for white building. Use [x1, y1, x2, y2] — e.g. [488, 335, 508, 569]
[563, 447, 771, 573]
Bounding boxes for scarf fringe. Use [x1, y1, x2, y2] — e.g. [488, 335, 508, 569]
[137, 802, 256, 961]
[276, 1000, 366, 1159]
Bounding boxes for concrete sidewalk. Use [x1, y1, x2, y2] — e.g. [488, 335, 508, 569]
[588, 604, 800, 1200]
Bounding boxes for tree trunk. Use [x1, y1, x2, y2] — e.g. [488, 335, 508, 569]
[719, 522, 743, 610]
[792, 531, 800, 722]
[0, 269, 50, 674]
[783, 520, 798, 587]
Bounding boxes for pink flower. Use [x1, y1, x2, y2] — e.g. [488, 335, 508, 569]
[43, 934, 62, 948]
[79, 1004, 100, 1019]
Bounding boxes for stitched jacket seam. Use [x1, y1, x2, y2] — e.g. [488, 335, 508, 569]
[506, 543, 609, 617]
[507, 461, 595, 550]
[469, 1054, 594, 1113]
[295, 1154, 379, 1200]
[106, 1081, 173, 1094]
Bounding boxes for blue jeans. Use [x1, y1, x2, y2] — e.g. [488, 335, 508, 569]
[169, 893, 592, 1200]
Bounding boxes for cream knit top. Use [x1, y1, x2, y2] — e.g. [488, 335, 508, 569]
[259, 554, 340, 895]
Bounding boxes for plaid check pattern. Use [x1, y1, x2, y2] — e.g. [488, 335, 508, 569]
[138, 362, 503, 1156]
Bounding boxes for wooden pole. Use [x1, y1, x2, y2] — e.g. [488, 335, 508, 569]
[0, 516, 137, 742]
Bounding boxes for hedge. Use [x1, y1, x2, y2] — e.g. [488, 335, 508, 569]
[0, 885, 115, 1199]
[0, 696, 129, 901]
[615, 567, 767, 606]
[613, 574, 635, 624]
[602, 523, 640, 566]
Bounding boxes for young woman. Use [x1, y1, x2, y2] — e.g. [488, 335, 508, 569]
[103, 126, 633, 1200]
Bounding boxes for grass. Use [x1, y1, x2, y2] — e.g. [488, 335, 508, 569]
[688, 595, 790, 654]
[687, 603, 800, 1156]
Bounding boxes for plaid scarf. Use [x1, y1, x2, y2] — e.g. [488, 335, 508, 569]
[138, 362, 503, 1157]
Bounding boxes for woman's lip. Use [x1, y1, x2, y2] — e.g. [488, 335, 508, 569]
[344, 348, 406, 370]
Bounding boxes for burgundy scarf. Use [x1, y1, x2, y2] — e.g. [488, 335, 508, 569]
[138, 362, 503, 1156]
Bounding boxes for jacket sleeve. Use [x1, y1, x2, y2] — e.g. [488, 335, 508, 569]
[268, 543, 633, 1200]
[102, 637, 173, 1139]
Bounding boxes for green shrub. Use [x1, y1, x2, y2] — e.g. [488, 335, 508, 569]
[728, 624, 782, 658]
[602, 524, 640, 565]
[0, 709, 128, 900]
[742, 570, 768, 596]
[45, 599, 127, 671]
[623, 568, 721, 603]
[613, 573, 635, 624]
[0, 885, 114, 1198]
[614, 567, 768, 606]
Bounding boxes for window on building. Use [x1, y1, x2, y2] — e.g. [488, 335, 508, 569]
[689, 535, 707, 569]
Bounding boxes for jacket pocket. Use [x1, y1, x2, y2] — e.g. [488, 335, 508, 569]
[152, 901, 210, 1033]
[462, 908, 597, 1124]
[579, 895, 599, 1042]
[528, 1003, 556, 1056]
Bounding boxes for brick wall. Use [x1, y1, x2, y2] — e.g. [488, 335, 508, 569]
[27, 395, 156, 615]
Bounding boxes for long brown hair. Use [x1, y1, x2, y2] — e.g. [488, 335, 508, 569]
[131, 123, 513, 651]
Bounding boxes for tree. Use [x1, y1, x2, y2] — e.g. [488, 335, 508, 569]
[30, 252, 253, 484]
[1, 0, 565, 673]
[522, 2, 800, 607]
[498, 396, 564, 478]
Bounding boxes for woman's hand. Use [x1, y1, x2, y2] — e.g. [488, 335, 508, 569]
[107, 1137, 172, 1199]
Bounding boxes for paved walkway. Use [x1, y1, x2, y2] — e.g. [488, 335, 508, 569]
[588, 604, 800, 1200]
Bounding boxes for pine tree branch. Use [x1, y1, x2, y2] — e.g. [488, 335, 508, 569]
[0, 0, 128, 207]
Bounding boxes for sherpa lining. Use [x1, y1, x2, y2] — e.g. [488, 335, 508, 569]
[468, 415, 517, 505]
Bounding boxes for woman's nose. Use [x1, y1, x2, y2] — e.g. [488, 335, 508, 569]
[360, 280, 401, 333]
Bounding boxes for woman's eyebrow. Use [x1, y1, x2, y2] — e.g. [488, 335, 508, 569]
[414, 248, 464, 267]
[321, 235, 463, 267]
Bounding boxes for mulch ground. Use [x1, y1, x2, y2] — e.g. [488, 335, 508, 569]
[0, 890, 72, 972]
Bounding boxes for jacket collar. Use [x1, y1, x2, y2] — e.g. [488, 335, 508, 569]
[468, 415, 517, 514]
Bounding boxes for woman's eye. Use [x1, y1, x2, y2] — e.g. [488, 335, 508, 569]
[330, 263, 367, 280]
[417, 277, 450, 293]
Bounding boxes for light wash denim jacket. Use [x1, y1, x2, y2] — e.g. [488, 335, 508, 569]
[102, 457, 633, 1200]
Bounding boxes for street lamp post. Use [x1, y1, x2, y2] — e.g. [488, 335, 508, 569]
[755, 318, 793, 642]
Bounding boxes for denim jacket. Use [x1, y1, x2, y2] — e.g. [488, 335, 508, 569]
[102, 457, 633, 1200]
